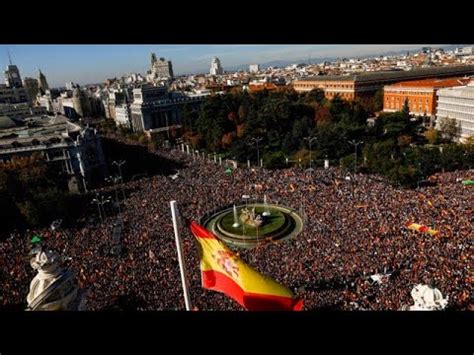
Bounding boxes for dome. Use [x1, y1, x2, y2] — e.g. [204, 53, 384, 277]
[0, 116, 17, 129]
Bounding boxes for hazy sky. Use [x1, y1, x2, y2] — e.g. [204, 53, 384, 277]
[0, 44, 449, 87]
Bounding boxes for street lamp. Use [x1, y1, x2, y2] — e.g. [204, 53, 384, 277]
[112, 160, 126, 200]
[251, 137, 263, 167]
[91, 194, 111, 224]
[348, 140, 364, 173]
[105, 175, 122, 214]
[417, 162, 422, 189]
[304, 136, 317, 171]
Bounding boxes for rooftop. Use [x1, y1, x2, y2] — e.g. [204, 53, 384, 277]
[295, 65, 474, 83]
[385, 77, 471, 89]
[0, 115, 82, 149]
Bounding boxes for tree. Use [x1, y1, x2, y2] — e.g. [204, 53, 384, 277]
[397, 134, 413, 147]
[329, 94, 349, 122]
[401, 98, 410, 120]
[221, 132, 234, 148]
[263, 151, 286, 169]
[237, 104, 248, 123]
[306, 88, 325, 105]
[0, 153, 86, 235]
[438, 117, 461, 142]
[372, 89, 384, 112]
[425, 128, 439, 145]
[314, 104, 331, 123]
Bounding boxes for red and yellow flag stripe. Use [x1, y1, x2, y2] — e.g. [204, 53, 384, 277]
[405, 222, 439, 236]
[190, 222, 303, 311]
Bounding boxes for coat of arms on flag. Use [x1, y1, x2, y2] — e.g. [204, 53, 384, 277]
[190, 221, 303, 311]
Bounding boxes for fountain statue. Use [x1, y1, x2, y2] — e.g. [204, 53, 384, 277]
[232, 205, 241, 228]
[262, 195, 271, 217]
[240, 207, 263, 228]
[26, 245, 86, 311]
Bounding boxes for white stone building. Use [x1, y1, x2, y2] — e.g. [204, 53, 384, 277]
[436, 80, 474, 141]
[115, 104, 131, 128]
[249, 64, 260, 73]
[210, 57, 224, 75]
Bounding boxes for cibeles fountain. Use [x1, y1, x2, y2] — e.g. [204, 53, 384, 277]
[202, 195, 303, 248]
[26, 246, 86, 311]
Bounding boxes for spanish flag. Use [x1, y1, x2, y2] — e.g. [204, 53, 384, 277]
[190, 222, 303, 311]
[405, 221, 439, 236]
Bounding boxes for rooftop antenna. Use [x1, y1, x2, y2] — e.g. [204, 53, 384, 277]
[7, 49, 12, 65]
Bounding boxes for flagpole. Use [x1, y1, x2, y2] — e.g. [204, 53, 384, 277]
[170, 200, 192, 311]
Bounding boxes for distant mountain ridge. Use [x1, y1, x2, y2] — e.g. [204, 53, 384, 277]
[223, 45, 463, 72]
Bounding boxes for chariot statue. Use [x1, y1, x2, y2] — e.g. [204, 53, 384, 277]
[240, 207, 263, 228]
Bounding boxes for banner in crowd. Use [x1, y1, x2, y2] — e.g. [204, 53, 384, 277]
[405, 222, 439, 236]
[462, 180, 474, 186]
[190, 222, 303, 311]
[31, 235, 43, 244]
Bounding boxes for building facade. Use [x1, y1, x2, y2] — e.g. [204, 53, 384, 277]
[149, 53, 174, 80]
[4, 64, 23, 88]
[249, 64, 260, 73]
[38, 70, 49, 93]
[210, 57, 224, 75]
[130, 85, 203, 132]
[293, 65, 474, 101]
[115, 104, 131, 128]
[0, 103, 46, 120]
[383, 77, 470, 116]
[436, 80, 474, 141]
[0, 115, 106, 192]
[23, 77, 40, 103]
[0, 85, 29, 104]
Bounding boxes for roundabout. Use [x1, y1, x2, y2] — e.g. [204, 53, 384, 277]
[201, 202, 304, 249]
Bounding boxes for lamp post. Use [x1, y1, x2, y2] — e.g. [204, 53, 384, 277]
[112, 160, 126, 200]
[91, 194, 111, 224]
[105, 175, 122, 214]
[348, 140, 363, 173]
[417, 162, 422, 189]
[304, 136, 317, 171]
[251, 137, 263, 168]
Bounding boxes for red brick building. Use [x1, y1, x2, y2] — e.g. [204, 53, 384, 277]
[293, 65, 474, 101]
[383, 77, 471, 116]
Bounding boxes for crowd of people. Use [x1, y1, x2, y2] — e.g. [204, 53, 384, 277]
[0, 143, 472, 311]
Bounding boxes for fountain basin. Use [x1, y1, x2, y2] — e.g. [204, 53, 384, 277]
[202, 204, 303, 249]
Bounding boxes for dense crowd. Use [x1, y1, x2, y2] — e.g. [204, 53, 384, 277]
[0, 145, 472, 311]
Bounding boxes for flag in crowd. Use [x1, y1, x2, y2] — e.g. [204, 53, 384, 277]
[190, 221, 303, 311]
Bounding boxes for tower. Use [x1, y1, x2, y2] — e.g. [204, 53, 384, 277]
[149, 53, 174, 80]
[23, 77, 40, 104]
[210, 57, 223, 75]
[73, 87, 84, 118]
[38, 69, 49, 93]
[4, 55, 23, 88]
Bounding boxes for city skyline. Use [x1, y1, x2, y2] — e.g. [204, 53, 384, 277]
[0, 44, 456, 88]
